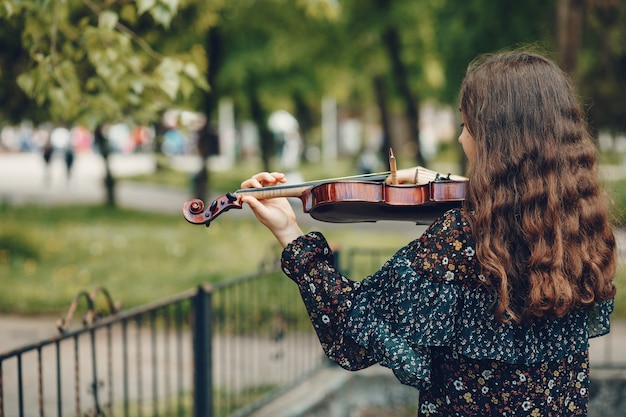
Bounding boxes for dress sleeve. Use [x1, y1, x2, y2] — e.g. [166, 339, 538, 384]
[280, 231, 383, 371]
[280, 210, 614, 392]
[280, 211, 476, 390]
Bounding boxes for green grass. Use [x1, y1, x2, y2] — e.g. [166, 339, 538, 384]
[0, 204, 272, 313]
[2, 201, 624, 319]
[613, 266, 626, 317]
[0, 203, 407, 315]
[606, 178, 626, 226]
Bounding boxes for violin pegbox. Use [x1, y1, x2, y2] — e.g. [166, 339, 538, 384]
[182, 194, 243, 227]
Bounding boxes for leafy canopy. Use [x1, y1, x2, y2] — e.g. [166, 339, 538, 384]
[0, 0, 208, 129]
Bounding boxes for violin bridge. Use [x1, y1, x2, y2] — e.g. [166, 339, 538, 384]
[388, 148, 398, 185]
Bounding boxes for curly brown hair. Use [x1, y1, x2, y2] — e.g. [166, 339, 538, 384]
[459, 51, 617, 324]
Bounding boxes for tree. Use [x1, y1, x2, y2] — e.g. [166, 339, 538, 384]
[0, 15, 46, 124]
[211, 0, 341, 171]
[431, 0, 626, 139]
[432, 0, 556, 104]
[0, 0, 208, 205]
[576, 0, 626, 135]
[324, 0, 450, 167]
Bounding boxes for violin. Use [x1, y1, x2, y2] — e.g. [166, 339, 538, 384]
[182, 165, 468, 227]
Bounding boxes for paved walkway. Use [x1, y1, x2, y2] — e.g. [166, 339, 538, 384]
[0, 152, 189, 214]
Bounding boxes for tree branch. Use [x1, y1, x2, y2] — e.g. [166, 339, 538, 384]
[82, 0, 165, 62]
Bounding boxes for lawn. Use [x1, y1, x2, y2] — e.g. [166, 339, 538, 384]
[0, 203, 410, 315]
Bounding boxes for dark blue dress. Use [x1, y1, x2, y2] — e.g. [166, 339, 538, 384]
[280, 208, 613, 416]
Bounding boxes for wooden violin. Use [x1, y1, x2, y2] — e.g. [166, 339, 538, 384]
[182, 166, 468, 227]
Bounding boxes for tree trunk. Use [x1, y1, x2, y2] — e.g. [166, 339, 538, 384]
[380, 25, 425, 167]
[373, 75, 393, 169]
[248, 76, 273, 172]
[94, 125, 116, 207]
[293, 91, 313, 155]
[556, 0, 584, 75]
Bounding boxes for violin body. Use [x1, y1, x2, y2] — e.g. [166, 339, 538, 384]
[299, 180, 465, 224]
[182, 178, 467, 227]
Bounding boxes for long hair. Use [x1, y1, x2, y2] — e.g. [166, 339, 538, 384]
[459, 51, 616, 324]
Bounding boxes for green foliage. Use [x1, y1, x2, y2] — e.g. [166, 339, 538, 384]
[3, 0, 626, 139]
[432, 0, 556, 103]
[1, 0, 208, 128]
[614, 267, 626, 318]
[0, 228, 40, 261]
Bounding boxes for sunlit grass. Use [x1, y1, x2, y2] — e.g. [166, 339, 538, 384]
[606, 178, 626, 226]
[0, 203, 410, 315]
[613, 267, 626, 318]
[0, 204, 270, 313]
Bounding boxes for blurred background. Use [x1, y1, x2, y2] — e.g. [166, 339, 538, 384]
[2, 0, 626, 187]
[0, 0, 625, 415]
[0, 0, 626, 332]
[1, 0, 624, 311]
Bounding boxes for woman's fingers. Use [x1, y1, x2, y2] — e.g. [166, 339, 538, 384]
[385, 168, 417, 184]
[238, 172, 303, 247]
[241, 172, 286, 189]
[239, 194, 262, 210]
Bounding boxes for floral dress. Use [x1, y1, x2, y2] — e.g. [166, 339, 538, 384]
[280, 208, 613, 416]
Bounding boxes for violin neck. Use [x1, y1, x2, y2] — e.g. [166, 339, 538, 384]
[236, 184, 312, 199]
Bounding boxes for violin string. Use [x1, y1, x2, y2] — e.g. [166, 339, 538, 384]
[236, 168, 464, 196]
[291, 171, 393, 184]
[410, 167, 435, 184]
[235, 171, 392, 194]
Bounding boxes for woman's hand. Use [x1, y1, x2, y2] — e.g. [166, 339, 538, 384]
[384, 167, 467, 185]
[240, 172, 304, 248]
[385, 167, 423, 184]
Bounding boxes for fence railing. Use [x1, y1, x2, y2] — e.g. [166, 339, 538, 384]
[1, 247, 623, 417]
[0, 265, 325, 417]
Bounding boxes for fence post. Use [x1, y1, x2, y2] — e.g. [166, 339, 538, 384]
[193, 284, 213, 417]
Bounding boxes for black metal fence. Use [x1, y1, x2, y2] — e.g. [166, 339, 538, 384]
[0, 265, 325, 417]
[1, 248, 623, 417]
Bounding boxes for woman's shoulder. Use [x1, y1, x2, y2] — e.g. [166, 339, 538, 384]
[405, 208, 486, 286]
[440, 207, 473, 230]
[421, 208, 474, 248]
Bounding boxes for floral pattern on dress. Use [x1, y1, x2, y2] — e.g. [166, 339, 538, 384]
[280, 208, 613, 416]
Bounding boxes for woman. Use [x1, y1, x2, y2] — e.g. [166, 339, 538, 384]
[240, 51, 617, 416]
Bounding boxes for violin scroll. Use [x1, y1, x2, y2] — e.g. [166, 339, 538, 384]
[187, 199, 205, 215]
[182, 193, 243, 227]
